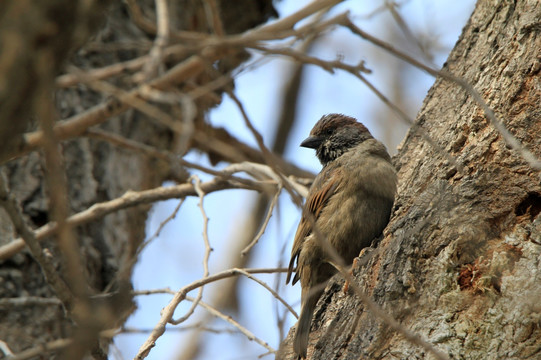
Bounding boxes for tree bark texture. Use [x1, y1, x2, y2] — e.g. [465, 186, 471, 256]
[0, 0, 275, 357]
[279, 1, 541, 359]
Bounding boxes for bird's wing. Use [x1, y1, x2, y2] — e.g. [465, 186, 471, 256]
[286, 170, 339, 285]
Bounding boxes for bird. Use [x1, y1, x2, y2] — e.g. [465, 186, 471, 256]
[286, 113, 397, 358]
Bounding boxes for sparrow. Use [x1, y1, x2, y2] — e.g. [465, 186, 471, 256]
[286, 114, 397, 358]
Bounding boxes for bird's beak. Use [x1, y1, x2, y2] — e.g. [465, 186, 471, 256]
[300, 135, 323, 149]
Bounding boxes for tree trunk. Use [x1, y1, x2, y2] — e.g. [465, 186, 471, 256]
[279, 1, 541, 359]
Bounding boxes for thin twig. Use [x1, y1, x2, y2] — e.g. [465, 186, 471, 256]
[144, 199, 184, 245]
[202, 0, 225, 36]
[251, 44, 370, 74]
[194, 175, 211, 280]
[386, 1, 435, 63]
[184, 295, 275, 354]
[241, 186, 282, 256]
[134, 268, 298, 320]
[234, 269, 298, 318]
[170, 176, 211, 325]
[108, 197, 186, 294]
[140, 0, 170, 81]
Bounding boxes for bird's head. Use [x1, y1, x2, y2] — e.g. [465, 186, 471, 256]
[301, 113, 373, 166]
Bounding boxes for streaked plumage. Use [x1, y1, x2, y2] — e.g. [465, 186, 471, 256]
[287, 114, 397, 358]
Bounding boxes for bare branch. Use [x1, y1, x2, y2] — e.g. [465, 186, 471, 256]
[134, 267, 287, 359]
[0, 167, 266, 261]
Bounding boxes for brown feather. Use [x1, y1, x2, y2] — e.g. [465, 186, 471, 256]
[286, 172, 338, 285]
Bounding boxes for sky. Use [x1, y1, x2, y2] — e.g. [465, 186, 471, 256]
[113, 1, 476, 359]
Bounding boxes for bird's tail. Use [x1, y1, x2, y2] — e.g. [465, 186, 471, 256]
[293, 288, 323, 359]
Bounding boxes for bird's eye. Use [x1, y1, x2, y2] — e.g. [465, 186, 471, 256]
[325, 129, 333, 136]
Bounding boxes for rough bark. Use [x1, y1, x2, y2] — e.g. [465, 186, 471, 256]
[278, 1, 541, 359]
[0, 0, 275, 358]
